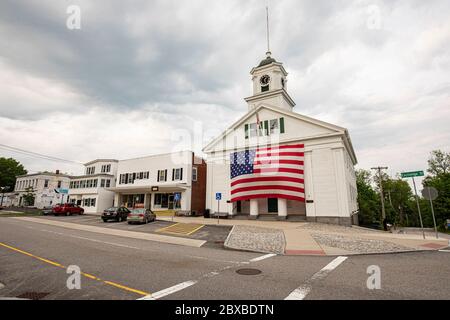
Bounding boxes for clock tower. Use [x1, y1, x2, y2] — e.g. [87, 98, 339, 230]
[245, 51, 296, 112]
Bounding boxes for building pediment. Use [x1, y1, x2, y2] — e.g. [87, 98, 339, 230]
[203, 104, 356, 164]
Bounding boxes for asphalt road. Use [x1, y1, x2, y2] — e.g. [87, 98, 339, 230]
[0, 216, 449, 300]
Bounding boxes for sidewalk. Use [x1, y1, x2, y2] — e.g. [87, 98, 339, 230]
[159, 216, 450, 256]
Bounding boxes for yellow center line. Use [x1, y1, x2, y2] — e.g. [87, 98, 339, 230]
[103, 281, 150, 296]
[0, 241, 149, 297]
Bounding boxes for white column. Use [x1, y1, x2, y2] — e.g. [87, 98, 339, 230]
[278, 198, 287, 220]
[114, 193, 120, 207]
[249, 199, 259, 219]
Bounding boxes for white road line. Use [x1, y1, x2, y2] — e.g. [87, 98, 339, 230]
[439, 249, 450, 253]
[249, 253, 277, 262]
[285, 256, 348, 300]
[138, 281, 198, 300]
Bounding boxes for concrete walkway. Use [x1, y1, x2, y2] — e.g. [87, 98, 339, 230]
[159, 216, 450, 256]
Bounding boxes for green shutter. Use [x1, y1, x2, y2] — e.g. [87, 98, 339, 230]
[264, 120, 269, 135]
[280, 117, 285, 133]
[244, 124, 249, 139]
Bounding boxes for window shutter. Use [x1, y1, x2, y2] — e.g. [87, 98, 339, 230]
[264, 120, 269, 135]
[157, 170, 160, 182]
[280, 117, 285, 133]
[164, 169, 167, 181]
[172, 169, 175, 181]
[180, 168, 183, 180]
[244, 124, 249, 139]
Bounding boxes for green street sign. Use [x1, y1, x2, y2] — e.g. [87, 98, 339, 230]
[401, 171, 424, 178]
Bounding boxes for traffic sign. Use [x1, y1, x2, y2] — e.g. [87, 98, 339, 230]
[55, 188, 69, 194]
[174, 193, 181, 201]
[215, 193, 222, 201]
[401, 171, 424, 178]
[422, 187, 438, 201]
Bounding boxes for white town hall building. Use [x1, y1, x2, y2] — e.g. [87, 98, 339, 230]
[203, 52, 358, 225]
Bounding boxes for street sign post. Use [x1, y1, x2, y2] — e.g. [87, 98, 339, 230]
[422, 186, 439, 239]
[401, 171, 425, 239]
[215, 193, 222, 224]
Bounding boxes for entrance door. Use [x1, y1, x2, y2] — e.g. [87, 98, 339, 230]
[168, 195, 174, 210]
[236, 201, 242, 213]
[267, 198, 278, 213]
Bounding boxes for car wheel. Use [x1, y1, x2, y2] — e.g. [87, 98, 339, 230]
[102, 218, 107, 223]
[115, 216, 120, 222]
[65, 212, 70, 216]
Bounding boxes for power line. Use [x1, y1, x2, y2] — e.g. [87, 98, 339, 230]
[0, 143, 83, 165]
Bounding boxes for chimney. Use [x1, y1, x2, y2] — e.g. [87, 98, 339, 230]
[56, 170, 60, 175]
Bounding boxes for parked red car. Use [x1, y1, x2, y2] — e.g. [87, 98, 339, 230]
[52, 203, 84, 216]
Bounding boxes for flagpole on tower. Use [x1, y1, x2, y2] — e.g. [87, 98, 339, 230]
[266, 5, 271, 56]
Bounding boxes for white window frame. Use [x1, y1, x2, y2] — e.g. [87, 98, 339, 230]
[269, 119, 279, 135]
[192, 167, 198, 182]
[174, 168, 182, 181]
[249, 123, 257, 137]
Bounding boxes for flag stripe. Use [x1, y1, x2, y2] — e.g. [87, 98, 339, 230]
[254, 160, 304, 166]
[256, 152, 304, 158]
[231, 185, 305, 195]
[231, 176, 305, 187]
[231, 194, 305, 202]
[257, 144, 304, 152]
[253, 168, 304, 175]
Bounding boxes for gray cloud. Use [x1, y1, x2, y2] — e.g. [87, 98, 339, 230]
[0, 0, 449, 178]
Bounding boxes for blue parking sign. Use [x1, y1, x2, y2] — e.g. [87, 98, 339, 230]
[215, 193, 222, 201]
[174, 193, 181, 201]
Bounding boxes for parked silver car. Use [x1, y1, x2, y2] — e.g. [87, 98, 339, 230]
[127, 208, 156, 224]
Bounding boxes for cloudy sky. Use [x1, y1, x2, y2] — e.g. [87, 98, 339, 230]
[0, 0, 449, 182]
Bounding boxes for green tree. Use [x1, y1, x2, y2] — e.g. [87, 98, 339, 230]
[422, 150, 450, 230]
[383, 177, 414, 226]
[356, 169, 380, 226]
[22, 186, 35, 206]
[0, 157, 27, 191]
[427, 150, 450, 176]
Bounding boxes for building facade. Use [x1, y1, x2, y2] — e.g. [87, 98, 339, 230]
[203, 52, 358, 225]
[68, 159, 118, 214]
[108, 151, 206, 215]
[13, 171, 71, 208]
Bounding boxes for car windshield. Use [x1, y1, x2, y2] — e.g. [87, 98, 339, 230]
[130, 209, 146, 214]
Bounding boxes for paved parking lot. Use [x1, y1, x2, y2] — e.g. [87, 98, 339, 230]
[32, 214, 232, 249]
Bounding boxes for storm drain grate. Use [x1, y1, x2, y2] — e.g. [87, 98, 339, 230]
[16, 292, 50, 300]
[236, 268, 262, 276]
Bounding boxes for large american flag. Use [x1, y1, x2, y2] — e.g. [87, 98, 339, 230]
[230, 144, 305, 202]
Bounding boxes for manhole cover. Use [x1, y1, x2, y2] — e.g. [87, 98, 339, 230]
[16, 292, 49, 300]
[236, 268, 262, 275]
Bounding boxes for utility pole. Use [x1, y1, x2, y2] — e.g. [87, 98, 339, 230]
[371, 166, 388, 230]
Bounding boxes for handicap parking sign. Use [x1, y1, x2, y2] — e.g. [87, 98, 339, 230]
[174, 193, 181, 201]
[215, 193, 222, 200]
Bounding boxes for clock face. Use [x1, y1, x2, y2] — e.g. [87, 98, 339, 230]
[260, 74, 271, 86]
